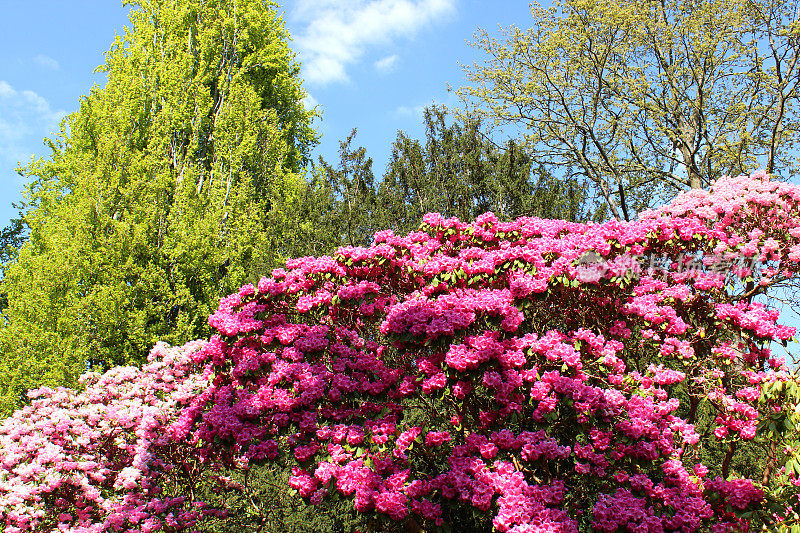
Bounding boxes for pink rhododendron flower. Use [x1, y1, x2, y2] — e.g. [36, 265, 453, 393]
[7, 172, 800, 531]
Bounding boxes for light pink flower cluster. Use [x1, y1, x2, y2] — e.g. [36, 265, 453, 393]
[0, 342, 223, 532]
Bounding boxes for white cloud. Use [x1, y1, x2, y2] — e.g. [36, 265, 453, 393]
[395, 93, 458, 121]
[291, 0, 456, 85]
[0, 81, 16, 99]
[0, 81, 66, 174]
[374, 54, 399, 73]
[303, 93, 320, 111]
[395, 103, 427, 119]
[33, 54, 59, 70]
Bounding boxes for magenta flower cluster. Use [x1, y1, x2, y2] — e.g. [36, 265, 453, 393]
[3, 171, 800, 531]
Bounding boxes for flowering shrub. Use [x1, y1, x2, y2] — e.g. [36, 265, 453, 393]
[173, 171, 800, 531]
[0, 341, 226, 532]
[3, 171, 800, 531]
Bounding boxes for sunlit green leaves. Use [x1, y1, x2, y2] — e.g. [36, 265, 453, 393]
[460, 0, 800, 219]
[0, 0, 316, 415]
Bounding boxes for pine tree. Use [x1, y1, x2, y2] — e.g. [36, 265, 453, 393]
[0, 0, 316, 413]
[307, 107, 591, 255]
[315, 129, 379, 248]
[376, 106, 590, 235]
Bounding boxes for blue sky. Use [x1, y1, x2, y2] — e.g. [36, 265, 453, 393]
[0, 0, 536, 225]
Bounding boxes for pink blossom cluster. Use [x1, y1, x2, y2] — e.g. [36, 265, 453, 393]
[0, 342, 224, 532]
[4, 172, 800, 531]
[169, 173, 800, 530]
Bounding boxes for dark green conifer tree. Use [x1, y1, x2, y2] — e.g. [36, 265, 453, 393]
[312, 106, 590, 249]
[377, 107, 590, 235]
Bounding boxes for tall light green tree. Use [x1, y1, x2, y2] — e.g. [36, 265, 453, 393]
[0, 0, 316, 413]
[459, 0, 800, 220]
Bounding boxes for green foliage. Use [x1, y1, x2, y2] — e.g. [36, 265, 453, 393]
[192, 463, 380, 533]
[377, 107, 591, 233]
[308, 107, 592, 252]
[459, 0, 800, 219]
[0, 215, 25, 270]
[757, 373, 800, 531]
[0, 0, 316, 415]
[0, 208, 26, 314]
[317, 129, 380, 248]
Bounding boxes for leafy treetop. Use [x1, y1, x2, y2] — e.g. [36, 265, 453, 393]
[0, 0, 316, 414]
[459, 0, 800, 220]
